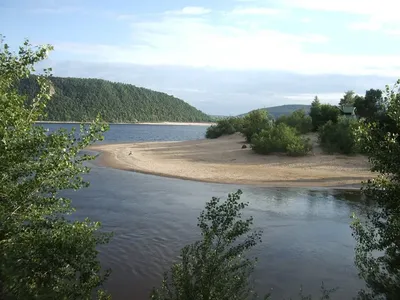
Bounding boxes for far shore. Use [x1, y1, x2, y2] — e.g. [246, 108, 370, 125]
[88, 133, 374, 189]
[36, 121, 215, 126]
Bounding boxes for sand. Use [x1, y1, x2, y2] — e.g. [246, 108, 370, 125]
[89, 133, 374, 188]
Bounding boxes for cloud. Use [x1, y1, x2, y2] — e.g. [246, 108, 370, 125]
[165, 6, 211, 15]
[282, 0, 400, 33]
[282, 0, 394, 15]
[300, 17, 311, 23]
[349, 21, 381, 31]
[230, 7, 281, 15]
[54, 13, 400, 77]
[385, 29, 400, 36]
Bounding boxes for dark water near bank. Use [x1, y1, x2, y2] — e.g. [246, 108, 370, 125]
[39, 123, 366, 300]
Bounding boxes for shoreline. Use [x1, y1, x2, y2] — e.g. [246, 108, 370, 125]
[36, 121, 215, 126]
[88, 133, 374, 189]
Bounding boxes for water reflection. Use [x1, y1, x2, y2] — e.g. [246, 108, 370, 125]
[65, 166, 366, 300]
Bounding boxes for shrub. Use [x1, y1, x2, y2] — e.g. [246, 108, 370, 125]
[318, 116, 359, 154]
[251, 123, 312, 156]
[151, 190, 263, 300]
[310, 101, 341, 131]
[241, 109, 272, 142]
[275, 109, 312, 134]
[287, 137, 313, 156]
[205, 117, 243, 139]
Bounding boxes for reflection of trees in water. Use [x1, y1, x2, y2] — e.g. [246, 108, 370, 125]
[244, 187, 371, 220]
[309, 189, 372, 218]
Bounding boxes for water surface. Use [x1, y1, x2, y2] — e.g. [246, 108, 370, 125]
[42, 123, 366, 300]
[41, 123, 208, 143]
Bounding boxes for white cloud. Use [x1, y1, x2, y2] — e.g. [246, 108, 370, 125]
[230, 7, 281, 15]
[165, 6, 211, 15]
[349, 21, 381, 31]
[53, 13, 400, 77]
[284, 93, 345, 103]
[300, 17, 311, 23]
[282, 0, 400, 33]
[282, 0, 396, 15]
[385, 29, 400, 36]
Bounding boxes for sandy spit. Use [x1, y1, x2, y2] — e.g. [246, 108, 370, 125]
[88, 133, 374, 188]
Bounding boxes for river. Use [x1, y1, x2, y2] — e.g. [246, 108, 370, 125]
[42, 123, 366, 299]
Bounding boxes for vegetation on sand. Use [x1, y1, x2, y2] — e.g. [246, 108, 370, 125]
[275, 109, 312, 134]
[241, 109, 273, 143]
[251, 123, 312, 156]
[205, 117, 244, 139]
[318, 117, 360, 155]
[309, 97, 341, 132]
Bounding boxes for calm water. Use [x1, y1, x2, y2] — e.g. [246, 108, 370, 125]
[39, 123, 366, 300]
[41, 123, 208, 143]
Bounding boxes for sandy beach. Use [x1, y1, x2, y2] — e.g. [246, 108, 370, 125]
[89, 133, 374, 188]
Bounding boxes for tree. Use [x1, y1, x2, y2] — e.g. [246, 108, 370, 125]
[318, 117, 359, 155]
[339, 90, 356, 106]
[241, 109, 272, 142]
[354, 89, 383, 120]
[351, 80, 400, 299]
[206, 117, 244, 139]
[0, 37, 111, 298]
[251, 123, 312, 156]
[275, 109, 312, 134]
[19, 76, 213, 123]
[151, 190, 263, 300]
[309, 98, 340, 132]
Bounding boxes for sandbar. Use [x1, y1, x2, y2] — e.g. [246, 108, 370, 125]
[89, 133, 374, 188]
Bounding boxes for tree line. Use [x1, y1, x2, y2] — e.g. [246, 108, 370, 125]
[2, 37, 400, 299]
[206, 86, 392, 156]
[18, 75, 213, 123]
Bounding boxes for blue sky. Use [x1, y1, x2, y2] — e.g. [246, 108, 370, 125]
[1, 0, 399, 115]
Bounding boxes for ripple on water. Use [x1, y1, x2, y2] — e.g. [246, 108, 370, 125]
[67, 164, 365, 300]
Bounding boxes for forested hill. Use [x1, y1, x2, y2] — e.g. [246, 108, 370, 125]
[19, 76, 213, 123]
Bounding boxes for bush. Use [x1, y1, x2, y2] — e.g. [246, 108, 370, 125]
[205, 117, 243, 139]
[251, 123, 312, 156]
[241, 109, 272, 142]
[287, 137, 313, 156]
[310, 102, 341, 131]
[275, 109, 312, 134]
[318, 116, 359, 154]
[151, 190, 263, 300]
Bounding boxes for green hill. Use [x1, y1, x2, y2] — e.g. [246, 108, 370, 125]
[19, 76, 213, 123]
[239, 104, 311, 119]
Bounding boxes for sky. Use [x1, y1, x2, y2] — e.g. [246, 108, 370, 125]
[1, 0, 399, 115]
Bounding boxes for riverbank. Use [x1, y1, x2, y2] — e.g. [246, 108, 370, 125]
[89, 133, 374, 188]
[36, 121, 215, 126]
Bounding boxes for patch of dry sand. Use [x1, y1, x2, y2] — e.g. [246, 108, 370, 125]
[89, 133, 374, 188]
